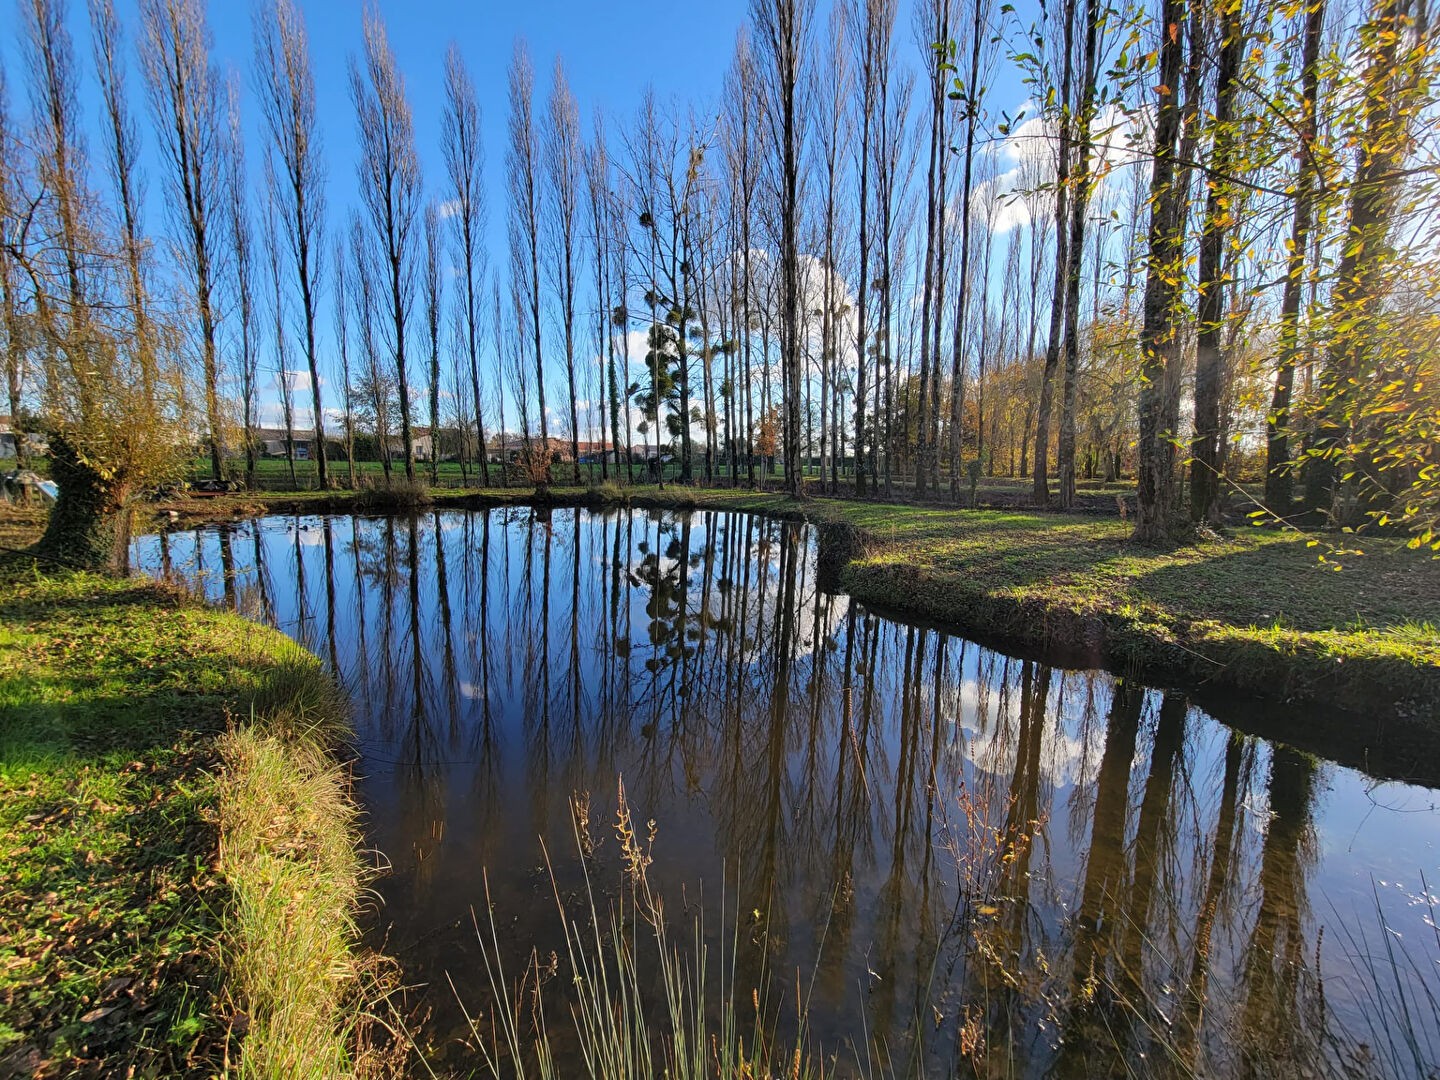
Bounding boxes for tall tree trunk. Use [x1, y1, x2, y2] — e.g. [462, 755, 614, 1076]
[1264, 0, 1324, 512]
[1303, 0, 1417, 520]
[1190, 0, 1244, 523]
[1032, 0, 1076, 506]
[949, 0, 986, 500]
[1133, 0, 1189, 543]
[853, 21, 873, 496]
[1057, 0, 1101, 510]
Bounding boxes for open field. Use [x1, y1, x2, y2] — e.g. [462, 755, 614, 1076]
[184, 455, 1138, 507]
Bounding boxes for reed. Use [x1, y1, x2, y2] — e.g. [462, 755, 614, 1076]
[458, 780, 824, 1080]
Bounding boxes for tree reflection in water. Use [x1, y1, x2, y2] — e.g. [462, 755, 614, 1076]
[133, 508, 1438, 1077]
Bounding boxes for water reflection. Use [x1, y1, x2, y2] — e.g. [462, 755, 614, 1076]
[134, 508, 1440, 1077]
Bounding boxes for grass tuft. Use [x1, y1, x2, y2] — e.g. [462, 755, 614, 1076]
[352, 476, 432, 512]
[460, 782, 822, 1080]
[215, 716, 372, 1079]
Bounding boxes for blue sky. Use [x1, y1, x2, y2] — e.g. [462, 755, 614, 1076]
[13, 0, 755, 279]
[210, 0, 753, 255]
[4, 0, 1047, 435]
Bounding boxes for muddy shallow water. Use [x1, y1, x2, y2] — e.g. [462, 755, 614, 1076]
[135, 506, 1440, 1077]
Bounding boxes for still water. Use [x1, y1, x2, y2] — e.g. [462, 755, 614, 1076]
[134, 507, 1440, 1077]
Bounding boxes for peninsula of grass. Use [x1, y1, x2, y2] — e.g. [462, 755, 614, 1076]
[0, 505, 380, 1078]
[615, 488, 1440, 715]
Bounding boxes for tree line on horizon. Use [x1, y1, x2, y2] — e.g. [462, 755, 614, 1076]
[1, 0, 1437, 568]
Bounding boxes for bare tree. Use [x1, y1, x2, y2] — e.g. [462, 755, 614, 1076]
[0, 69, 30, 470]
[752, 0, 813, 495]
[332, 229, 356, 485]
[546, 58, 583, 484]
[505, 256, 535, 460]
[24, 0, 89, 323]
[1030, 0, 1076, 506]
[141, 0, 226, 480]
[89, 0, 153, 402]
[350, 213, 393, 480]
[423, 200, 442, 484]
[848, 0, 895, 496]
[507, 40, 549, 483]
[492, 278, 511, 483]
[815, 3, 849, 493]
[585, 111, 623, 482]
[914, 0, 953, 497]
[264, 193, 296, 487]
[350, 5, 421, 479]
[946, 0, 997, 499]
[441, 43, 491, 486]
[626, 90, 672, 488]
[222, 77, 258, 485]
[873, 55, 913, 496]
[1055, 0, 1103, 509]
[254, 0, 329, 486]
[723, 29, 766, 488]
[610, 175, 636, 482]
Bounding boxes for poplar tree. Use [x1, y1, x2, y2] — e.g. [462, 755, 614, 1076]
[350, 6, 421, 479]
[546, 59, 583, 484]
[254, 0, 329, 486]
[507, 40, 549, 483]
[141, 0, 226, 480]
[753, 0, 814, 495]
[441, 44, 491, 486]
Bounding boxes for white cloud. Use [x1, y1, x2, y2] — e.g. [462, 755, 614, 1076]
[975, 101, 1150, 235]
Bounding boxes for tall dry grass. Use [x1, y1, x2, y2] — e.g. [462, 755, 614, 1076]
[216, 656, 395, 1079]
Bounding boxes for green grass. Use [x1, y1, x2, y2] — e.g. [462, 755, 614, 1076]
[189, 453, 1137, 499]
[0, 506, 381, 1078]
[783, 495, 1438, 712]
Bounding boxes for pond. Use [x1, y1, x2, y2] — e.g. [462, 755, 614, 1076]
[133, 506, 1440, 1077]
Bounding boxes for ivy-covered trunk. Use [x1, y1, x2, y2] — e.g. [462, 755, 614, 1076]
[35, 436, 133, 573]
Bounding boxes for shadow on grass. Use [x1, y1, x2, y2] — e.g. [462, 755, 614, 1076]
[0, 574, 323, 1077]
[1128, 534, 1440, 632]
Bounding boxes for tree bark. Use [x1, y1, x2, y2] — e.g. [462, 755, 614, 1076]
[1190, 0, 1244, 524]
[36, 434, 133, 572]
[1264, 0, 1324, 513]
[1133, 0, 1188, 543]
[1032, 0, 1076, 506]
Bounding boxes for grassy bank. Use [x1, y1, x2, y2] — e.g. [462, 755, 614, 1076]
[0, 505, 380, 1077]
[162, 481, 1440, 719]
[611, 487, 1440, 716]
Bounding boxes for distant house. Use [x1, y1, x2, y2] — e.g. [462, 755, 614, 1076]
[628, 443, 674, 463]
[574, 440, 617, 464]
[255, 426, 315, 460]
[486, 435, 575, 465]
[385, 427, 436, 462]
[0, 416, 47, 460]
